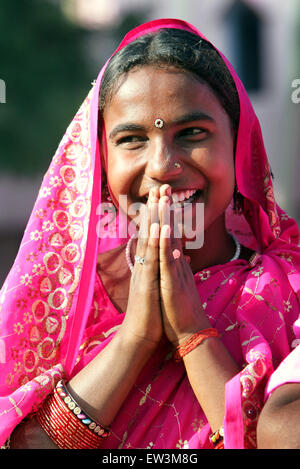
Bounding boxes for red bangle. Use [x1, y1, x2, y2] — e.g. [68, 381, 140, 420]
[174, 328, 219, 362]
[36, 380, 110, 449]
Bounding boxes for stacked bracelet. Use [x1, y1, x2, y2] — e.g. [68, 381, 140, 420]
[209, 427, 224, 449]
[56, 381, 110, 437]
[36, 380, 110, 449]
[173, 328, 219, 362]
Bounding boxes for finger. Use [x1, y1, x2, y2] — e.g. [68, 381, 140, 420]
[171, 235, 186, 278]
[135, 189, 159, 270]
[134, 208, 148, 261]
[158, 195, 171, 227]
[148, 222, 160, 249]
[168, 213, 187, 279]
[167, 203, 193, 277]
[159, 198, 174, 266]
[159, 184, 171, 199]
[149, 188, 160, 227]
[171, 225, 192, 266]
[158, 190, 186, 274]
[142, 221, 160, 276]
[149, 186, 160, 205]
[138, 187, 158, 239]
[138, 221, 159, 273]
[160, 224, 172, 262]
[162, 186, 182, 253]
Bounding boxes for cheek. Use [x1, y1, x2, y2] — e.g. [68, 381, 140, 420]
[105, 153, 138, 202]
[106, 162, 124, 199]
[215, 160, 235, 197]
[220, 156, 235, 186]
[204, 147, 235, 203]
[210, 137, 235, 184]
[104, 147, 123, 201]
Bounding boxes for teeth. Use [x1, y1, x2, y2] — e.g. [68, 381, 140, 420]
[172, 189, 197, 204]
[144, 189, 198, 203]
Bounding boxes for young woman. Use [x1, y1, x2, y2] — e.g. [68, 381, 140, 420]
[0, 19, 299, 450]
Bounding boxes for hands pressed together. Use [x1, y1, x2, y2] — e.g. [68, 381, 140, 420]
[122, 184, 211, 351]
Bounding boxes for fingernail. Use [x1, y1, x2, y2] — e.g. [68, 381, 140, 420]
[173, 249, 181, 259]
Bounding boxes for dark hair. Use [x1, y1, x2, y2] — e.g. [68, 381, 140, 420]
[99, 28, 240, 132]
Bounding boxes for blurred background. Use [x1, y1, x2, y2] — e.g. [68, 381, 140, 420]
[0, 0, 300, 285]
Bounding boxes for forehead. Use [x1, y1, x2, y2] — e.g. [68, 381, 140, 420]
[102, 66, 227, 125]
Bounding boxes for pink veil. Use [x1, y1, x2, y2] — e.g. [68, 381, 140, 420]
[0, 19, 299, 449]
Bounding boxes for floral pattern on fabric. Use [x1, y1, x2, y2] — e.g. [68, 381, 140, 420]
[240, 349, 273, 448]
[0, 93, 93, 389]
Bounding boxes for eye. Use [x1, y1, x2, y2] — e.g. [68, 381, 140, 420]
[116, 135, 148, 149]
[177, 127, 207, 140]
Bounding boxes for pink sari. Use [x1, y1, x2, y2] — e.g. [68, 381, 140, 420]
[0, 19, 300, 449]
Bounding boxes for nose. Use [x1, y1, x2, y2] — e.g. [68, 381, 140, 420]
[144, 139, 182, 182]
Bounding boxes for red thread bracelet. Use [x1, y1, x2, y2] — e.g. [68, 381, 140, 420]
[174, 328, 219, 362]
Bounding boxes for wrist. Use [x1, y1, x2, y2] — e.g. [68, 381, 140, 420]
[116, 328, 159, 356]
[173, 327, 219, 362]
[171, 320, 212, 347]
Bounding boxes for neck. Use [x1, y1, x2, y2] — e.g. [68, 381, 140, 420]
[183, 215, 235, 273]
[126, 215, 240, 275]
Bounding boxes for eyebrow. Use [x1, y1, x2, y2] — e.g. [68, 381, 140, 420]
[109, 123, 144, 140]
[172, 111, 215, 126]
[108, 111, 215, 140]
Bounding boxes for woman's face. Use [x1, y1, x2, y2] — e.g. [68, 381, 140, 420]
[102, 65, 235, 236]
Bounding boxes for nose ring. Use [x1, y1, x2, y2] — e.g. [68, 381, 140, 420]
[154, 118, 164, 129]
[174, 162, 181, 168]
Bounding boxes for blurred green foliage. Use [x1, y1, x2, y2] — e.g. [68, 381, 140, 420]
[0, 0, 147, 175]
[0, 0, 92, 174]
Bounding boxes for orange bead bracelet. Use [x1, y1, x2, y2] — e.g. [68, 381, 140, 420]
[173, 328, 219, 362]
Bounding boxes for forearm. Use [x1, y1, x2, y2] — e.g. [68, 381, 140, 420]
[10, 331, 156, 449]
[257, 383, 300, 448]
[67, 330, 156, 427]
[182, 336, 239, 432]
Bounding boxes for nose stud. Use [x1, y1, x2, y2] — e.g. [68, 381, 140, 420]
[154, 118, 164, 129]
